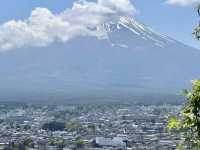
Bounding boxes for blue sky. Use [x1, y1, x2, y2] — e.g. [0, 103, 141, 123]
[0, 0, 199, 49]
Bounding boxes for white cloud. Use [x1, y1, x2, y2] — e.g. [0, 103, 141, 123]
[165, 0, 199, 6]
[0, 0, 136, 50]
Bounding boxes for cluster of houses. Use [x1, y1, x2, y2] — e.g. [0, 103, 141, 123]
[0, 103, 181, 149]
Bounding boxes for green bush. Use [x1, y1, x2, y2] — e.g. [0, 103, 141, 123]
[168, 80, 200, 149]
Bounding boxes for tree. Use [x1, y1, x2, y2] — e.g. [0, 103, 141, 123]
[49, 138, 66, 149]
[168, 80, 200, 149]
[168, 4, 200, 150]
[74, 139, 86, 149]
[194, 4, 200, 40]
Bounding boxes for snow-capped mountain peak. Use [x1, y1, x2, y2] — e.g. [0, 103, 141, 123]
[102, 16, 176, 47]
[119, 16, 175, 43]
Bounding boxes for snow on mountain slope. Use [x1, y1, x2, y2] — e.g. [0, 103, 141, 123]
[102, 16, 175, 47]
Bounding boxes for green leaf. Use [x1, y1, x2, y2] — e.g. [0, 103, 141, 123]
[168, 116, 181, 130]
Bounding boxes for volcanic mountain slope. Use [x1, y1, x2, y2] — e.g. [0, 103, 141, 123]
[0, 16, 200, 101]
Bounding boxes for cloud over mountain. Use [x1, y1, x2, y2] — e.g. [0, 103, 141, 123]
[0, 0, 136, 50]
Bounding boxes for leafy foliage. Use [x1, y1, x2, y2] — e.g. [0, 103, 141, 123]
[49, 137, 66, 148]
[168, 80, 200, 149]
[193, 4, 200, 40]
[75, 138, 87, 148]
[167, 116, 181, 130]
[168, 4, 200, 149]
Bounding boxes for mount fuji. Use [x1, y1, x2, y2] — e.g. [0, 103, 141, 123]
[0, 16, 200, 102]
